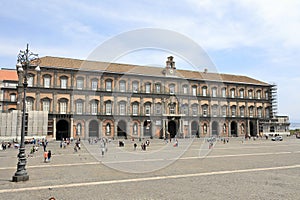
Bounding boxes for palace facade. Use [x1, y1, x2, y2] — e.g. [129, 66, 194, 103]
[1, 56, 286, 140]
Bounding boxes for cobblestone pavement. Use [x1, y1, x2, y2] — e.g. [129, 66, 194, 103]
[0, 137, 300, 200]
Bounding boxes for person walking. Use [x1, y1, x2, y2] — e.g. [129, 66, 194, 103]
[47, 150, 52, 162]
[44, 151, 48, 163]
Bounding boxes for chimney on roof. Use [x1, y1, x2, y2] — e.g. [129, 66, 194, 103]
[204, 68, 208, 73]
[166, 56, 175, 69]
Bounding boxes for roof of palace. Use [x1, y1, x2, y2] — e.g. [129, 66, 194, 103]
[36, 56, 268, 86]
[0, 69, 18, 81]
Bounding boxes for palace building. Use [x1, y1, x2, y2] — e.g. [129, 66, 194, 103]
[0, 56, 290, 140]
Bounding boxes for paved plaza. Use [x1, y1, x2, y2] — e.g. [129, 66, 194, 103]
[0, 137, 300, 200]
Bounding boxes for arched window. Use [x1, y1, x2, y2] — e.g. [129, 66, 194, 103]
[105, 101, 112, 115]
[182, 84, 188, 94]
[42, 98, 50, 112]
[202, 104, 208, 117]
[169, 84, 175, 94]
[221, 88, 226, 97]
[119, 101, 126, 115]
[43, 74, 51, 88]
[105, 79, 112, 91]
[76, 77, 84, 90]
[132, 81, 139, 93]
[76, 99, 84, 114]
[145, 82, 151, 93]
[132, 102, 139, 115]
[192, 85, 197, 96]
[91, 79, 98, 90]
[60, 76, 68, 89]
[239, 89, 244, 98]
[90, 100, 98, 115]
[230, 89, 235, 98]
[26, 97, 34, 112]
[211, 87, 217, 97]
[202, 86, 207, 96]
[119, 80, 126, 92]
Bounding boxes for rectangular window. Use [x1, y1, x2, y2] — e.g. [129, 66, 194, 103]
[265, 92, 269, 100]
[26, 100, 33, 112]
[170, 85, 175, 94]
[222, 88, 226, 97]
[44, 77, 50, 88]
[10, 94, 16, 102]
[156, 84, 161, 93]
[192, 87, 197, 96]
[61, 78, 67, 89]
[106, 81, 112, 91]
[257, 91, 261, 99]
[119, 82, 125, 92]
[203, 106, 207, 117]
[76, 102, 83, 114]
[192, 106, 197, 116]
[183, 86, 188, 94]
[155, 104, 161, 115]
[231, 107, 236, 117]
[28, 76, 33, 87]
[133, 104, 138, 115]
[231, 90, 235, 98]
[91, 102, 97, 115]
[212, 88, 217, 97]
[212, 106, 217, 117]
[240, 90, 244, 98]
[222, 107, 226, 117]
[106, 103, 112, 115]
[77, 79, 83, 90]
[183, 105, 188, 115]
[170, 104, 175, 114]
[120, 103, 126, 115]
[145, 84, 151, 93]
[248, 91, 253, 99]
[202, 88, 207, 96]
[92, 80, 98, 90]
[133, 82, 138, 93]
[240, 107, 245, 117]
[43, 101, 50, 112]
[145, 105, 151, 115]
[60, 102, 67, 114]
[249, 107, 253, 117]
[258, 108, 262, 118]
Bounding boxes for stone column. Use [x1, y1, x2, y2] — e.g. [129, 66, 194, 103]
[53, 118, 56, 140]
[70, 118, 74, 139]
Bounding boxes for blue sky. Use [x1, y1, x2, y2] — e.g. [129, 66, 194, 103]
[1, 0, 300, 122]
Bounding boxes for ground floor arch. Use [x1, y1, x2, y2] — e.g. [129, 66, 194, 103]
[89, 120, 99, 138]
[250, 121, 257, 137]
[212, 121, 219, 136]
[56, 119, 70, 140]
[191, 121, 199, 137]
[143, 120, 152, 137]
[168, 120, 178, 138]
[117, 120, 127, 138]
[231, 121, 238, 137]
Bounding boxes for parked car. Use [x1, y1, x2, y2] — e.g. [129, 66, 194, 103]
[272, 136, 283, 141]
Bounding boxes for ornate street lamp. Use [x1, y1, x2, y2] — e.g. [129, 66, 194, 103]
[12, 44, 40, 182]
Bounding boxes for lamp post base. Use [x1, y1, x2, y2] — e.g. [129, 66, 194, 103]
[12, 174, 29, 182]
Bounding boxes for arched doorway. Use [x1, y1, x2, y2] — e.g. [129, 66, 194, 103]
[117, 120, 127, 138]
[89, 120, 99, 138]
[191, 121, 199, 137]
[230, 121, 238, 137]
[56, 119, 69, 140]
[250, 121, 256, 136]
[143, 120, 152, 137]
[168, 120, 178, 138]
[212, 121, 219, 136]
